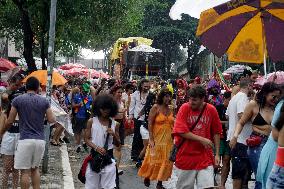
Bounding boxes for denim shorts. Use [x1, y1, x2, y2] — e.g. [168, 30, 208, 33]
[266, 164, 284, 189]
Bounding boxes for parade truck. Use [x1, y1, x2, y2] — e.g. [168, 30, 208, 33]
[110, 37, 163, 80]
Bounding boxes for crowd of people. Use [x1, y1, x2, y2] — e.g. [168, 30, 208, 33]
[0, 69, 284, 189]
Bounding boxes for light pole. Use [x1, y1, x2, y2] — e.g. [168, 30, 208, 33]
[42, 0, 57, 174]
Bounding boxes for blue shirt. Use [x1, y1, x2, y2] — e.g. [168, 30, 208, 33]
[73, 93, 92, 119]
[272, 99, 284, 128]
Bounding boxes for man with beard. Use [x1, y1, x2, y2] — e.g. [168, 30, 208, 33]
[129, 79, 150, 161]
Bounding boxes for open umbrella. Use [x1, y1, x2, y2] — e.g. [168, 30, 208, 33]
[22, 70, 67, 86]
[58, 63, 86, 70]
[255, 71, 284, 85]
[224, 65, 252, 74]
[196, 0, 284, 75]
[0, 58, 16, 72]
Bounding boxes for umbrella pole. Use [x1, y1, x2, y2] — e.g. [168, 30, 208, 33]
[273, 62, 276, 73]
[264, 53, 267, 79]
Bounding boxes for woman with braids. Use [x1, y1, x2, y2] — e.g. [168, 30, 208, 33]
[230, 82, 281, 189]
[138, 88, 174, 189]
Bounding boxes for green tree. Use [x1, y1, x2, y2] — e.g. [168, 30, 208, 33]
[142, 1, 203, 79]
[0, 0, 148, 71]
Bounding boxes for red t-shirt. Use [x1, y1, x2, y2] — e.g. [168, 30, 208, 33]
[173, 103, 222, 170]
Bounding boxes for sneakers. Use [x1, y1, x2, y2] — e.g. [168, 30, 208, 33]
[76, 146, 81, 153]
[83, 143, 88, 152]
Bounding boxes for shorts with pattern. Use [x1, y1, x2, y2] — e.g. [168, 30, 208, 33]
[266, 164, 284, 189]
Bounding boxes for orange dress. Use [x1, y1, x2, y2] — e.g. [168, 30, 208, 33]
[138, 112, 174, 181]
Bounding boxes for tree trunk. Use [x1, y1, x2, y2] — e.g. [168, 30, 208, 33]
[13, 0, 37, 72]
[40, 35, 47, 70]
[40, 0, 49, 70]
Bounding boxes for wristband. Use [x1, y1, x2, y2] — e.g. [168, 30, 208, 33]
[95, 146, 98, 151]
[275, 147, 284, 167]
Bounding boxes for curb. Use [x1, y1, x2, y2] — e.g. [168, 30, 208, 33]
[60, 144, 75, 189]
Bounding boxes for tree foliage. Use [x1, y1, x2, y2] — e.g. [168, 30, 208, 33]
[0, 0, 148, 71]
[141, 0, 204, 79]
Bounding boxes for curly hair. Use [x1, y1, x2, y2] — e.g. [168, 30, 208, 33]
[157, 89, 172, 105]
[256, 82, 281, 108]
[93, 94, 118, 117]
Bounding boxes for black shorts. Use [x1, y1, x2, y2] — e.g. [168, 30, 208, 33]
[73, 118, 87, 134]
[116, 119, 125, 145]
[231, 143, 251, 180]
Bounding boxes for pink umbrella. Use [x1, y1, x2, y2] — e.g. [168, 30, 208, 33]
[100, 72, 110, 79]
[90, 69, 100, 78]
[58, 63, 86, 70]
[255, 71, 284, 86]
[63, 68, 82, 76]
[0, 58, 16, 72]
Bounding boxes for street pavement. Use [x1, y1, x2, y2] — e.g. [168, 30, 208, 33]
[0, 135, 255, 189]
[69, 136, 255, 189]
[0, 144, 63, 189]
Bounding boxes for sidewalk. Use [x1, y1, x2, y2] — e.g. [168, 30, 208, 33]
[0, 144, 64, 189]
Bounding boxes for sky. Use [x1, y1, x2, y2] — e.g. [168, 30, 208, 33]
[82, 0, 229, 59]
[81, 49, 105, 59]
[170, 0, 228, 19]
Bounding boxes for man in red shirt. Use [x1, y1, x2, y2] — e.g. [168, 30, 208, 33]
[173, 85, 222, 189]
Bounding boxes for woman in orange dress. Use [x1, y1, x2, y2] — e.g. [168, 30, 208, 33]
[138, 88, 174, 189]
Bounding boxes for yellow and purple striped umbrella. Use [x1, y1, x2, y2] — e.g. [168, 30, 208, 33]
[196, 0, 284, 64]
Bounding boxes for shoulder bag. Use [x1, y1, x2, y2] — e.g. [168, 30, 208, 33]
[89, 119, 113, 173]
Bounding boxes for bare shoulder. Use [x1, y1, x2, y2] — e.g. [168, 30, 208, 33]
[87, 118, 93, 127]
[151, 104, 159, 111]
[248, 100, 258, 107]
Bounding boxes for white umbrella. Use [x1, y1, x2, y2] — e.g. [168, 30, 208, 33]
[170, 0, 228, 19]
[224, 65, 252, 74]
[128, 44, 162, 53]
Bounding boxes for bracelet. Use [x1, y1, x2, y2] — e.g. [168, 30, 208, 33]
[94, 146, 98, 151]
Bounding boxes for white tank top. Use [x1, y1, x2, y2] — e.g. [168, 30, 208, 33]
[91, 117, 116, 150]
